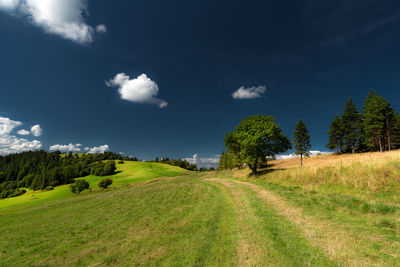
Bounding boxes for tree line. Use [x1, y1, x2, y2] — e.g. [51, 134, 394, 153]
[0, 150, 134, 199]
[327, 91, 400, 153]
[152, 157, 198, 171]
[219, 91, 400, 174]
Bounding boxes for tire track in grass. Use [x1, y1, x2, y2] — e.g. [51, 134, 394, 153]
[231, 179, 373, 266]
[206, 179, 333, 266]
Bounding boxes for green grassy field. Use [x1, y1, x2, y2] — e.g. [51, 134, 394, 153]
[0, 161, 188, 211]
[1, 154, 400, 266]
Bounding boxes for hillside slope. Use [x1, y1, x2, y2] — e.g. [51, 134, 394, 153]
[0, 161, 188, 210]
[1, 153, 399, 266]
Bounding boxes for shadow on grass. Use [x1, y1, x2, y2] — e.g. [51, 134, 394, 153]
[249, 167, 286, 178]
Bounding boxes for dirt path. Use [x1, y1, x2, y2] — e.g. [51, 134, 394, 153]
[205, 179, 266, 266]
[230, 179, 372, 266]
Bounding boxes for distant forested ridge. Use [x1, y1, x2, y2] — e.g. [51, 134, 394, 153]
[0, 150, 137, 199]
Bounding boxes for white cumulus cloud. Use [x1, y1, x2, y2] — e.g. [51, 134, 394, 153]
[31, 124, 42, 137]
[0, 0, 105, 44]
[232, 86, 266, 99]
[0, 116, 42, 154]
[17, 129, 30, 135]
[106, 73, 168, 108]
[275, 150, 332, 160]
[0, 0, 19, 9]
[86, 144, 109, 154]
[49, 143, 82, 152]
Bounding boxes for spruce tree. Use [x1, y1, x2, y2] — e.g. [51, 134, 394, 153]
[342, 98, 361, 154]
[327, 115, 344, 153]
[294, 120, 311, 166]
[363, 91, 387, 152]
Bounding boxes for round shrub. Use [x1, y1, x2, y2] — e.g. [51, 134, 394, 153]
[70, 179, 90, 194]
[98, 178, 113, 190]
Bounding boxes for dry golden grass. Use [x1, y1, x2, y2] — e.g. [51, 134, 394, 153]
[261, 150, 400, 191]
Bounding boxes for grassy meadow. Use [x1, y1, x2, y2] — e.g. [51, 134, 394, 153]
[1, 152, 400, 266]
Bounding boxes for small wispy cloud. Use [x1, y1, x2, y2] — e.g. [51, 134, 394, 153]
[17, 129, 30, 135]
[232, 86, 266, 99]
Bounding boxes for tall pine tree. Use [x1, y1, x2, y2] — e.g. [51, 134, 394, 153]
[342, 98, 361, 154]
[327, 114, 344, 153]
[294, 120, 312, 166]
[363, 91, 388, 152]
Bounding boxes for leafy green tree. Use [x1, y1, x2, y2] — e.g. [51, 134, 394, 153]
[327, 115, 344, 153]
[98, 178, 113, 189]
[70, 179, 90, 194]
[228, 115, 291, 175]
[104, 161, 117, 175]
[294, 120, 311, 166]
[342, 98, 361, 154]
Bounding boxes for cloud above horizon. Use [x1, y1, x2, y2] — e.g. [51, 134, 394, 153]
[0, 116, 42, 154]
[85, 144, 109, 154]
[50, 143, 82, 152]
[0, 0, 105, 44]
[275, 150, 331, 160]
[49, 143, 109, 154]
[31, 124, 42, 137]
[184, 154, 220, 168]
[17, 129, 30, 135]
[232, 86, 266, 99]
[106, 73, 168, 108]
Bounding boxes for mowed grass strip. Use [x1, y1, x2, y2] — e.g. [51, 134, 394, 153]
[0, 176, 239, 266]
[206, 178, 334, 266]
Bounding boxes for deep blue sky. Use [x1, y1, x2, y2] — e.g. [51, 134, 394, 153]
[1, 0, 400, 162]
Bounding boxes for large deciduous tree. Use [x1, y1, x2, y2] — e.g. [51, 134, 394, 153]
[226, 115, 291, 175]
[294, 120, 311, 166]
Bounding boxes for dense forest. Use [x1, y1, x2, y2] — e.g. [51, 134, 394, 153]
[0, 151, 136, 199]
[219, 91, 400, 172]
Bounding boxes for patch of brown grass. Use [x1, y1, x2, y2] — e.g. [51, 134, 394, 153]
[250, 150, 400, 191]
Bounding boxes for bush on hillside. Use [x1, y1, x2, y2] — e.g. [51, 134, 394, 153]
[98, 178, 113, 189]
[70, 179, 90, 194]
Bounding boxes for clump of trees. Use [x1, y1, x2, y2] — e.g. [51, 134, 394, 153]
[152, 157, 198, 171]
[327, 91, 400, 153]
[70, 179, 90, 194]
[0, 151, 132, 199]
[219, 115, 291, 175]
[98, 178, 113, 189]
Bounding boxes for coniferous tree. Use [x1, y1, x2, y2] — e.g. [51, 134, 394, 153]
[293, 120, 312, 166]
[342, 98, 361, 154]
[327, 115, 345, 153]
[363, 91, 388, 152]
